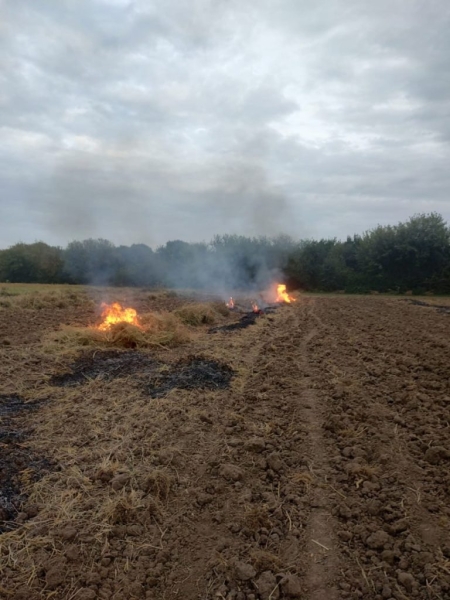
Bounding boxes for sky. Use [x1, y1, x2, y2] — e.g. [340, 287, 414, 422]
[1, 0, 450, 249]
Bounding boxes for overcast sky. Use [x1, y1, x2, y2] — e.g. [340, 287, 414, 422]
[1, 0, 449, 248]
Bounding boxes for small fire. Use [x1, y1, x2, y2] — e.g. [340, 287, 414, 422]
[276, 284, 295, 304]
[226, 297, 235, 309]
[98, 302, 141, 331]
[252, 301, 260, 313]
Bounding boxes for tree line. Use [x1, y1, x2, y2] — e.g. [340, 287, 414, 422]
[1, 213, 450, 294]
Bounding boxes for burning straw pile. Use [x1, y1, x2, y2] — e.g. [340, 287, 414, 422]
[44, 300, 231, 351]
[45, 302, 191, 350]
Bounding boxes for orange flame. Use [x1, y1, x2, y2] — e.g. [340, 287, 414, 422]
[276, 284, 295, 303]
[98, 302, 141, 331]
[226, 297, 235, 309]
[252, 301, 260, 313]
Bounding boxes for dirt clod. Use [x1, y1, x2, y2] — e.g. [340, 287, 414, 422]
[59, 526, 77, 541]
[267, 452, 283, 473]
[424, 446, 450, 464]
[255, 571, 279, 600]
[45, 565, 66, 589]
[366, 530, 391, 550]
[244, 437, 266, 452]
[234, 560, 256, 581]
[397, 571, 415, 592]
[280, 573, 303, 597]
[219, 464, 244, 482]
[381, 584, 392, 599]
[111, 473, 131, 490]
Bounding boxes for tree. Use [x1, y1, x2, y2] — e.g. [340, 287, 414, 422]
[64, 239, 119, 284]
[0, 242, 65, 283]
[1, 213, 449, 293]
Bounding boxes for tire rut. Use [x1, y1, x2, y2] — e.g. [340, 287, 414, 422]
[294, 300, 339, 600]
[233, 299, 341, 599]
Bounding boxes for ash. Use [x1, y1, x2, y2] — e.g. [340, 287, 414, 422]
[209, 305, 278, 333]
[0, 395, 49, 532]
[146, 357, 234, 398]
[50, 350, 159, 387]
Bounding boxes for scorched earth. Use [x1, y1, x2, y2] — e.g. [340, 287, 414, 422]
[1, 288, 450, 600]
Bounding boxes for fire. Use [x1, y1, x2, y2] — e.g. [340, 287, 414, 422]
[252, 301, 260, 313]
[98, 302, 141, 331]
[226, 297, 235, 309]
[276, 284, 295, 303]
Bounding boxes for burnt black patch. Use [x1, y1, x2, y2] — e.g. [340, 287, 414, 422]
[404, 299, 450, 314]
[146, 357, 234, 398]
[209, 306, 277, 333]
[0, 395, 49, 533]
[0, 394, 35, 417]
[50, 350, 233, 398]
[50, 350, 159, 387]
[209, 312, 260, 333]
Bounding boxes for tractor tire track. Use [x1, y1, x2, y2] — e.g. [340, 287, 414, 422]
[293, 300, 340, 600]
[230, 298, 341, 599]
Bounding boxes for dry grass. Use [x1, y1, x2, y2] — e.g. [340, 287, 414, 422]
[339, 426, 367, 439]
[0, 284, 183, 312]
[0, 376, 178, 592]
[250, 549, 283, 572]
[98, 489, 149, 525]
[348, 463, 380, 480]
[0, 286, 17, 297]
[242, 504, 272, 530]
[0, 286, 280, 597]
[141, 469, 173, 501]
[290, 471, 314, 491]
[2, 289, 94, 310]
[0, 283, 87, 295]
[210, 301, 230, 317]
[174, 302, 224, 326]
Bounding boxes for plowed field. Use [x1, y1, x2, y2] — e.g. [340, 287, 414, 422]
[1, 293, 450, 600]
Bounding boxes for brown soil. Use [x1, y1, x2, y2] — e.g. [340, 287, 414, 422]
[1, 294, 450, 599]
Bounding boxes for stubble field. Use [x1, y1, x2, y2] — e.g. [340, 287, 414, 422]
[1, 286, 450, 600]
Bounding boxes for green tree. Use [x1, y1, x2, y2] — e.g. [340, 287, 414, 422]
[0, 242, 64, 283]
[64, 239, 118, 284]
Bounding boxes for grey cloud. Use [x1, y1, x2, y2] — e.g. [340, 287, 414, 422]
[0, 0, 449, 249]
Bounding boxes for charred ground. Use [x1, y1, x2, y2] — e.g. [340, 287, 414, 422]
[50, 350, 234, 398]
[1, 288, 450, 599]
[0, 395, 49, 533]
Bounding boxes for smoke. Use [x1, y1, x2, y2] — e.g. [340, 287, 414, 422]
[160, 244, 285, 298]
[34, 135, 300, 254]
[208, 160, 291, 238]
[63, 233, 295, 299]
[56, 138, 299, 293]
